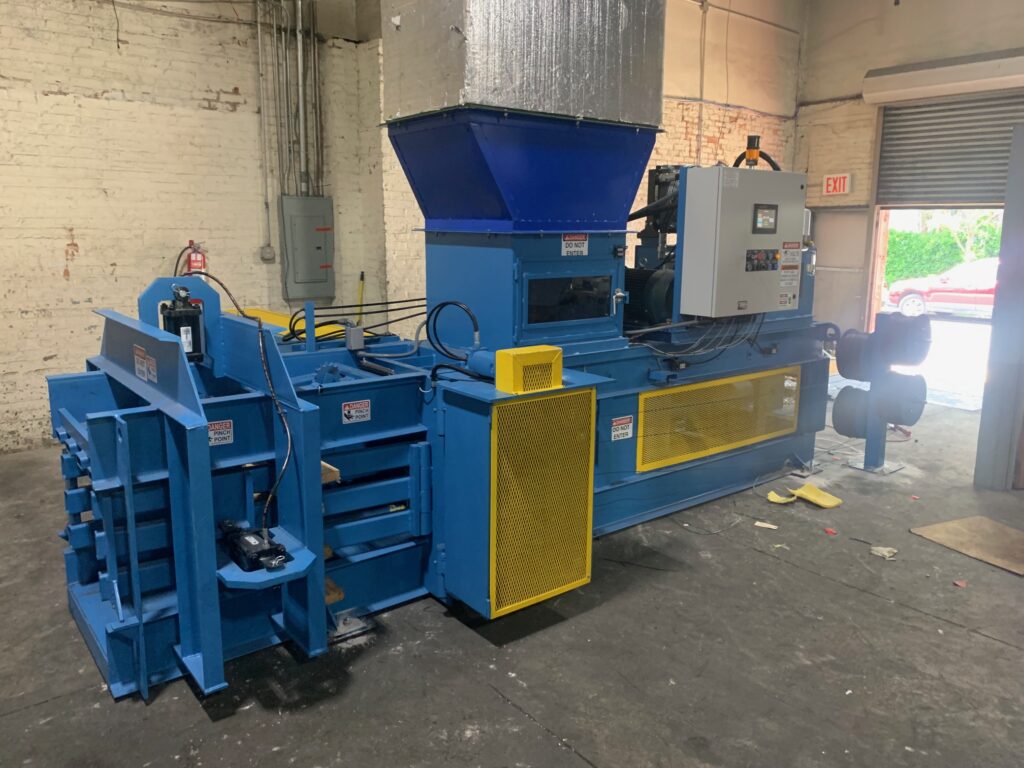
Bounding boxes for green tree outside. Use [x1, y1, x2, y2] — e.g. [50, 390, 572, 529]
[884, 212, 1002, 284]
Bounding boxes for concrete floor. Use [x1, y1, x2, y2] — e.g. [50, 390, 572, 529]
[2, 406, 1023, 767]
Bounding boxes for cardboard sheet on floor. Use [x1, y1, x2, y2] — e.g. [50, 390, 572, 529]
[911, 516, 1024, 576]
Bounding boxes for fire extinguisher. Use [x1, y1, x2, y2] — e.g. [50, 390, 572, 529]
[186, 240, 207, 275]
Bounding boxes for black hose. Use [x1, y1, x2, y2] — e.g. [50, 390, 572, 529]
[426, 301, 479, 361]
[360, 311, 428, 334]
[429, 363, 492, 384]
[732, 150, 782, 171]
[286, 298, 426, 340]
[628, 191, 678, 222]
[283, 307, 425, 341]
[172, 244, 191, 277]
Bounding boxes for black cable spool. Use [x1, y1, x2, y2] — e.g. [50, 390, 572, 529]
[832, 385, 868, 438]
[878, 313, 931, 367]
[835, 329, 873, 381]
[837, 314, 932, 381]
[832, 372, 927, 439]
[876, 372, 928, 426]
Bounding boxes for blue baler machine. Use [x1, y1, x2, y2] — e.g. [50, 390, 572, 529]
[47, 7, 835, 700]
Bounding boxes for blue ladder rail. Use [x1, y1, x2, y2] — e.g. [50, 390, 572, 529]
[114, 415, 149, 699]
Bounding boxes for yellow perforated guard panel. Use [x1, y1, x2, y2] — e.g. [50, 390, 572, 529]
[637, 366, 801, 473]
[490, 388, 595, 617]
[495, 345, 563, 395]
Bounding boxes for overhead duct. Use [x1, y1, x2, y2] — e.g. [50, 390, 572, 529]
[382, 0, 666, 233]
[381, 0, 665, 127]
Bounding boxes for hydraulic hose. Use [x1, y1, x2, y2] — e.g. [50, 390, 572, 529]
[732, 149, 781, 171]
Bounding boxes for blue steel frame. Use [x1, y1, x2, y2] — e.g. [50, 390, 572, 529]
[47, 108, 832, 699]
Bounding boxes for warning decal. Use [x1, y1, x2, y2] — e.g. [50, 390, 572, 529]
[133, 344, 148, 381]
[208, 419, 234, 446]
[779, 248, 802, 289]
[561, 233, 589, 256]
[132, 344, 159, 383]
[611, 415, 634, 441]
[342, 399, 371, 424]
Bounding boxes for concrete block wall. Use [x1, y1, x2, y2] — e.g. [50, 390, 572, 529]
[0, 0, 368, 452]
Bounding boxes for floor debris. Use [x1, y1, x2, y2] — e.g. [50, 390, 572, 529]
[754, 521, 779, 530]
[869, 546, 898, 560]
[911, 515, 1024, 576]
[790, 484, 843, 509]
[766, 484, 843, 509]
[953, 579, 968, 588]
[824, 528, 838, 536]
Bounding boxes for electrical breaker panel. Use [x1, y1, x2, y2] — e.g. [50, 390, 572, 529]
[679, 167, 806, 317]
[281, 195, 336, 301]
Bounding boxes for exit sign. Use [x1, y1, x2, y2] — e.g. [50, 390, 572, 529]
[823, 173, 852, 196]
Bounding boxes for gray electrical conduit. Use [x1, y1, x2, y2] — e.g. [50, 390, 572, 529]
[358, 320, 430, 359]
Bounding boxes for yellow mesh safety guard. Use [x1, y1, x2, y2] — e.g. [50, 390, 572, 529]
[636, 366, 801, 473]
[494, 345, 562, 395]
[489, 388, 595, 617]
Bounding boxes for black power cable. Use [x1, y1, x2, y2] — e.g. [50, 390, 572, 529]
[315, 310, 429, 342]
[285, 297, 426, 341]
[284, 306, 426, 342]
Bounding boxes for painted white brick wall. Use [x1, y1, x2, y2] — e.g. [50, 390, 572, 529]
[322, 39, 389, 311]
[0, 1, 800, 452]
[380, 134, 424, 334]
[0, 0, 367, 452]
[794, 99, 880, 208]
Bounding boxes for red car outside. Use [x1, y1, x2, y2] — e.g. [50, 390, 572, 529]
[885, 258, 1000, 319]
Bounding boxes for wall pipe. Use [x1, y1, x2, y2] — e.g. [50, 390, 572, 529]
[255, 1, 273, 248]
[296, 0, 308, 195]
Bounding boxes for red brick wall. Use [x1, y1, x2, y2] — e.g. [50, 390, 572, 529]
[629, 98, 796, 251]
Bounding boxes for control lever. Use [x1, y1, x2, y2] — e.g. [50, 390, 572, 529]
[611, 288, 629, 316]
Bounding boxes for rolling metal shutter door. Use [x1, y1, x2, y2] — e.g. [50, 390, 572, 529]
[877, 90, 1024, 206]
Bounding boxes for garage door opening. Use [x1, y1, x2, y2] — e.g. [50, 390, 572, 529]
[871, 208, 1001, 411]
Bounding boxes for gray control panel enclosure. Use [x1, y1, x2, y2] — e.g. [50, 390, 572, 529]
[281, 195, 335, 301]
[679, 167, 806, 317]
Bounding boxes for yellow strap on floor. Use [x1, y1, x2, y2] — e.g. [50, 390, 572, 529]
[767, 490, 798, 504]
[787, 483, 843, 509]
